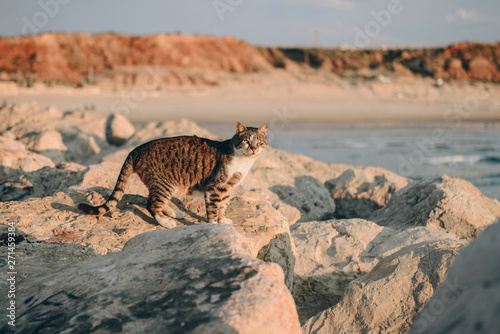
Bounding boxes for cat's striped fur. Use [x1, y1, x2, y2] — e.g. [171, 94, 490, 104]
[78, 122, 268, 228]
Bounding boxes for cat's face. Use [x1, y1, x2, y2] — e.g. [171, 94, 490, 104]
[233, 122, 268, 157]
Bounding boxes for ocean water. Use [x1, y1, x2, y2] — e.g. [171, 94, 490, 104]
[202, 122, 500, 200]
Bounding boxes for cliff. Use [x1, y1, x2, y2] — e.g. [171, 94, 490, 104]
[0, 33, 499, 87]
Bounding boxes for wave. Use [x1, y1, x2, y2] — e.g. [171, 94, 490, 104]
[475, 147, 497, 153]
[480, 156, 500, 164]
[426, 154, 500, 166]
[426, 155, 482, 165]
[340, 141, 369, 149]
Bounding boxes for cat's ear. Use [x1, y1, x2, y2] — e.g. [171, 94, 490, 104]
[258, 124, 268, 136]
[236, 121, 247, 133]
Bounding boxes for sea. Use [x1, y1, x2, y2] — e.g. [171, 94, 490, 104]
[202, 122, 500, 200]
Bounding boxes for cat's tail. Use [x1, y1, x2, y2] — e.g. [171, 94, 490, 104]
[78, 154, 135, 216]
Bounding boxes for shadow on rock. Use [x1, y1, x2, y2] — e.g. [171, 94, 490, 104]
[330, 195, 385, 219]
[291, 219, 394, 324]
[171, 197, 206, 224]
[49, 185, 162, 228]
[257, 232, 296, 291]
[1, 164, 88, 202]
[270, 175, 336, 222]
[0, 226, 99, 292]
[324, 167, 410, 219]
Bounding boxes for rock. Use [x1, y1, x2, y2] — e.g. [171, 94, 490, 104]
[0, 189, 163, 254]
[302, 238, 465, 334]
[94, 118, 218, 165]
[99, 146, 133, 164]
[325, 166, 410, 219]
[270, 175, 336, 222]
[57, 109, 107, 141]
[410, 221, 500, 334]
[65, 132, 102, 162]
[19, 130, 68, 164]
[70, 158, 297, 289]
[245, 148, 348, 189]
[0, 102, 62, 138]
[51, 110, 110, 164]
[0, 170, 295, 290]
[175, 191, 296, 290]
[105, 112, 136, 146]
[291, 219, 459, 324]
[292, 219, 391, 323]
[244, 149, 302, 191]
[0, 136, 55, 182]
[0, 162, 86, 201]
[0, 225, 99, 291]
[271, 199, 302, 226]
[369, 226, 460, 257]
[0, 224, 301, 334]
[370, 175, 500, 240]
[0, 104, 111, 165]
[242, 148, 345, 224]
[129, 118, 218, 145]
[72, 161, 148, 196]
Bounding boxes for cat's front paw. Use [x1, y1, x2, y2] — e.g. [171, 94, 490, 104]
[218, 218, 233, 225]
[155, 216, 177, 229]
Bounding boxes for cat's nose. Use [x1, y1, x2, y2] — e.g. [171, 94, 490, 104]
[250, 146, 257, 152]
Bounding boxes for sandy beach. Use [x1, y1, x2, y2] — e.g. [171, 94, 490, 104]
[1, 73, 499, 125]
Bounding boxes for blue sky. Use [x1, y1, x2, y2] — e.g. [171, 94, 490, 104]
[0, 0, 498, 48]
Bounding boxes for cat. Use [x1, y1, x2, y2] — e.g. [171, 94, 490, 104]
[78, 122, 268, 228]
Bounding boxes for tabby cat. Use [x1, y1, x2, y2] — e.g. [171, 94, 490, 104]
[78, 122, 268, 228]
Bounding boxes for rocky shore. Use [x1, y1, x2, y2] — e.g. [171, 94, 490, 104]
[0, 103, 499, 333]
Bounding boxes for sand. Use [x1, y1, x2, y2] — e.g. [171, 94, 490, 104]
[1, 74, 499, 124]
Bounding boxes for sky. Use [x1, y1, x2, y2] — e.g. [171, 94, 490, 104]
[0, 0, 498, 48]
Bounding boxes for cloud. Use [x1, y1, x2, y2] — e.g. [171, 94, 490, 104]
[445, 8, 481, 22]
[284, 0, 357, 11]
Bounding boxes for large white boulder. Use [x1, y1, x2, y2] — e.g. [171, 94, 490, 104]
[302, 238, 465, 334]
[105, 112, 136, 146]
[292, 219, 460, 324]
[0, 224, 301, 333]
[19, 130, 68, 164]
[410, 221, 500, 334]
[0, 136, 55, 182]
[370, 175, 500, 240]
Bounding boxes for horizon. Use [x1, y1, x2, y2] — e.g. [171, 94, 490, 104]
[0, 0, 499, 49]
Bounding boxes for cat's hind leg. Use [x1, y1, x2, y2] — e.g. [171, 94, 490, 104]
[147, 186, 184, 229]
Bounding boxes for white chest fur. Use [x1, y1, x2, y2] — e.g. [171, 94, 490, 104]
[226, 156, 257, 181]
